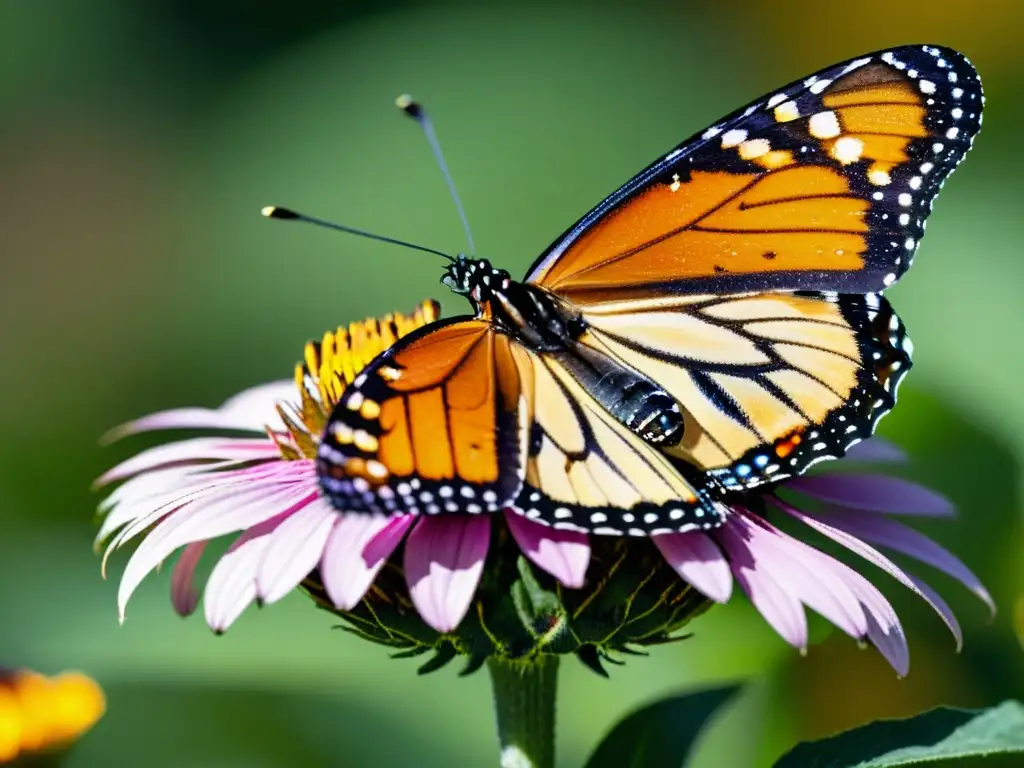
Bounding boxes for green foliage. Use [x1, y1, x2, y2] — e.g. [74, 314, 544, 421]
[583, 685, 738, 768]
[773, 701, 1024, 767]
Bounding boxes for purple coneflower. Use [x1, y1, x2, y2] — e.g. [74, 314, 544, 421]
[96, 302, 992, 676]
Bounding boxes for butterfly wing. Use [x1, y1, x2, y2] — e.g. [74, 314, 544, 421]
[527, 45, 981, 301]
[507, 344, 723, 535]
[317, 318, 523, 515]
[318, 316, 723, 534]
[577, 290, 909, 489]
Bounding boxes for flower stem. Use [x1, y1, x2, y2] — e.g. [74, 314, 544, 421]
[486, 655, 559, 768]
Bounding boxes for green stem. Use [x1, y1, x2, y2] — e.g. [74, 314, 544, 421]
[486, 655, 559, 768]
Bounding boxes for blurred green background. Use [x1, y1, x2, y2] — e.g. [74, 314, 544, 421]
[1, 1, 1022, 766]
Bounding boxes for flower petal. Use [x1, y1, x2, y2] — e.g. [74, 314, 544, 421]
[170, 541, 207, 617]
[814, 508, 994, 615]
[117, 483, 318, 621]
[203, 517, 288, 633]
[321, 514, 412, 610]
[255, 499, 338, 604]
[716, 517, 808, 648]
[95, 438, 279, 487]
[653, 531, 733, 603]
[787, 473, 955, 517]
[843, 438, 909, 464]
[730, 515, 868, 639]
[404, 516, 491, 633]
[505, 511, 590, 588]
[779, 500, 964, 650]
[103, 381, 295, 441]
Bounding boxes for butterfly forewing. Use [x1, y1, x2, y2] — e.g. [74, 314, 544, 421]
[527, 45, 981, 301]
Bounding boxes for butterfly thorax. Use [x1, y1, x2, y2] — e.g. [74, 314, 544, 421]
[443, 256, 585, 351]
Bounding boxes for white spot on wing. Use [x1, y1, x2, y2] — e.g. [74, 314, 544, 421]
[720, 128, 748, 148]
[809, 78, 832, 94]
[808, 110, 841, 139]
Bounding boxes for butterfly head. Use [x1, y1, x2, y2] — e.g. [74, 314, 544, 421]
[442, 256, 512, 302]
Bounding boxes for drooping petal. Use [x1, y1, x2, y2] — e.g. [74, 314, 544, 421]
[787, 473, 955, 517]
[404, 516, 491, 633]
[255, 499, 338, 604]
[321, 514, 412, 610]
[779, 500, 964, 649]
[95, 439, 280, 487]
[767, 524, 909, 675]
[727, 515, 868, 639]
[843, 438, 909, 464]
[203, 517, 289, 633]
[170, 541, 207, 617]
[117, 483, 318, 620]
[715, 518, 808, 649]
[103, 380, 295, 441]
[505, 511, 591, 589]
[653, 531, 733, 603]
[814, 507, 994, 614]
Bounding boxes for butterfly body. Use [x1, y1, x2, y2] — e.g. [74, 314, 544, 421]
[316, 45, 981, 536]
[443, 255, 688, 447]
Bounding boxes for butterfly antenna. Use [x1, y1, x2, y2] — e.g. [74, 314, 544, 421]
[261, 206, 455, 262]
[396, 94, 476, 256]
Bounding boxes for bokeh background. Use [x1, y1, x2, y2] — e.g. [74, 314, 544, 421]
[2, 1, 1022, 765]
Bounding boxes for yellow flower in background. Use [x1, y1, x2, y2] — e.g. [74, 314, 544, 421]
[0, 669, 104, 764]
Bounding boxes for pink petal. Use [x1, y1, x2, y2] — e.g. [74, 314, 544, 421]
[255, 500, 338, 604]
[778, 501, 964, 649]
[814, 508, 994, 615]
[787, 474, 955, 517]
[863, 599, 911, 677]
[779, 531, 909, 676]
[203, 525, 279, 632]
[170, 541, 207, 617]
[653, 531, 733, 603]
[117, 483, 318, 621]
[716, 518, 808, 648]
[404, 516, 491, 633]
[729, 515, 868, 639]
[321, 514, 412, 610]
[843, 438, 908, 464]
[98, 459, 311, 546]
[505, 511, 591, 588]
[363, 515, 418, 565]
[96, 438, 280, 487]
[104, 463, 306, 555]
[98, 470, 211, 547]
[103, 380, 296, 442]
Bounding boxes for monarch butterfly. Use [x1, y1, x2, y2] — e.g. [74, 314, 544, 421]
[266, 45, 981, 537]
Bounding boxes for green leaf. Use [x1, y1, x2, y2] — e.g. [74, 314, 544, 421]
[774, 701, 1024, 767]
[583, 685, 739, 768]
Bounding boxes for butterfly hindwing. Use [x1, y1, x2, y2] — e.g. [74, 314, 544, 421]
[507, 343, 724, 535]
[577, 290, 910, 489]
[527, 45, 981, 302]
